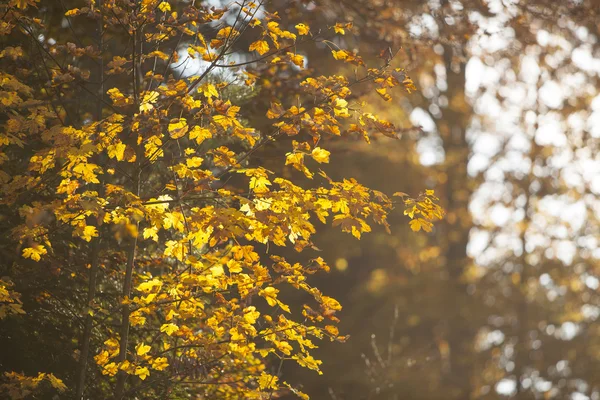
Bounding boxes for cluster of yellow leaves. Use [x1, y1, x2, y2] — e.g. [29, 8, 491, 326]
[397, 190, 445, 232]
[0, 1, 444, 398]
[0, 279, 25, 319]
[1, 372, 66, 399]
[247, 13, 308, 71]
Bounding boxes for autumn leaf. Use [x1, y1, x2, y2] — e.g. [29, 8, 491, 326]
[107, 142, 126, 161]
[136, 343, 151, 356]
[332, 22, 352, 35]
[168, 118, 188, 139]
[158, 1, 171, 12]
[22, 244, 47, 261]
[259, 287, 279, 307]
[295, 23, 310, 35]
[258, 372, 279, 390]
[139, 90, 159, 113]
[311, 147, 330, 164]
[198, 83, 219, 99]
[151, 357, 169, 371]
[249, 176, 271, 193]
[249, 40, 269, 55]
[189, 126, 212, 144]
[332, 50, 348, 60]
[135, 366, 150, 380]
[409, 218, 433, 232]
[160, 323, 179, 336]
[81, 225, 99, 242]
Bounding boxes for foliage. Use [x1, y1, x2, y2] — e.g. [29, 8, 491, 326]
[0, 0, 442, 398]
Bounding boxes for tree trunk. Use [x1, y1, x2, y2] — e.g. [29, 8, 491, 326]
[439, 44, 476, 400]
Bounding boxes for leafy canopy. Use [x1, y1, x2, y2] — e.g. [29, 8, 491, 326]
[0, 0, 442, 398]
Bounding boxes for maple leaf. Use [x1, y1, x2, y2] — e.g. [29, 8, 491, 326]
[295, 23, 310, 35]
[409, 218, 433, 232]
[143, 226, 159, 242]
[151, 357, 169, 371]
[102, 363, 118, 376]
[44, 374, 66, 391]
[136, 279, 163, 293]
[311, 147, 330, 164]
[198, 83, 219, 99]
[158, 1, 171, 12]
[107, 142, 126, 161]
[249, 176, 271, 193]
[160, 323, 179, 336]
[189, 126, 212, 144]
[22, 244, 47, 261]
[259, 287, 279, 307]
[81, 225, 99, 242]
[139, 90, 159, 113]
[135, 367, 150, 380]
[136, 343, 151, 356]
[332, 50, 348, 60]
[168, 118, 188, 139]
[258, 372, 279, 390]
[249, 40, 270, 55]
[290, 53, 305, 67]
[333, 23, 348, 35]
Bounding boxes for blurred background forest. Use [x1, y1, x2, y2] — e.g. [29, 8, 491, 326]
[1, 0, 600, 399]
[266, 0, 600, 399]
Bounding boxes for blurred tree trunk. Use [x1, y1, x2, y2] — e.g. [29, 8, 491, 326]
[436, 43, 476, 399]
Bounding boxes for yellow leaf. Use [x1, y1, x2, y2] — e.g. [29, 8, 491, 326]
[136, 343, 151, 356]
[22, 244, 47, 261]
[258, 372, 279, 390]
[333, 23, 347, 35]
[249, 40, 270, 55]
[259, 287, 279, 307]
[249, 176, 271, 193]
[143, 226, 159, 242]
[409, 218, 433, 232]
[324, 325, 339, 336]
[136, 278, 162, 293]
[151, 357, 169, 371]
[189, 126, 212, 144]
[102, 362, 118, 376]
[290, 53, 304, 67]
[295, 23, 310, 35]
[139, 90, 159, 112]
[311, 147, 330, 164]
[147, 51, 169, 60]
[160, 323, 179, 336]
[165, 309, 179, 321]
[213, 115, 234, 129]
[243, 306, 260, 324]
[73, 162, 101, 184]
[376, 87, 392, 101]
[107, 142, 126, 161]
[135, 366, 150, 380]
[158, 1, 171, 12]
[331, 50, 348, 60]
[168, 118, 188, 139]
[198, 84, 219, 99]
[94, 351, 109, 366]
[333, 97, 350, 118]
[81, 225, 99, 242]
[409, 219, 421, 232]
